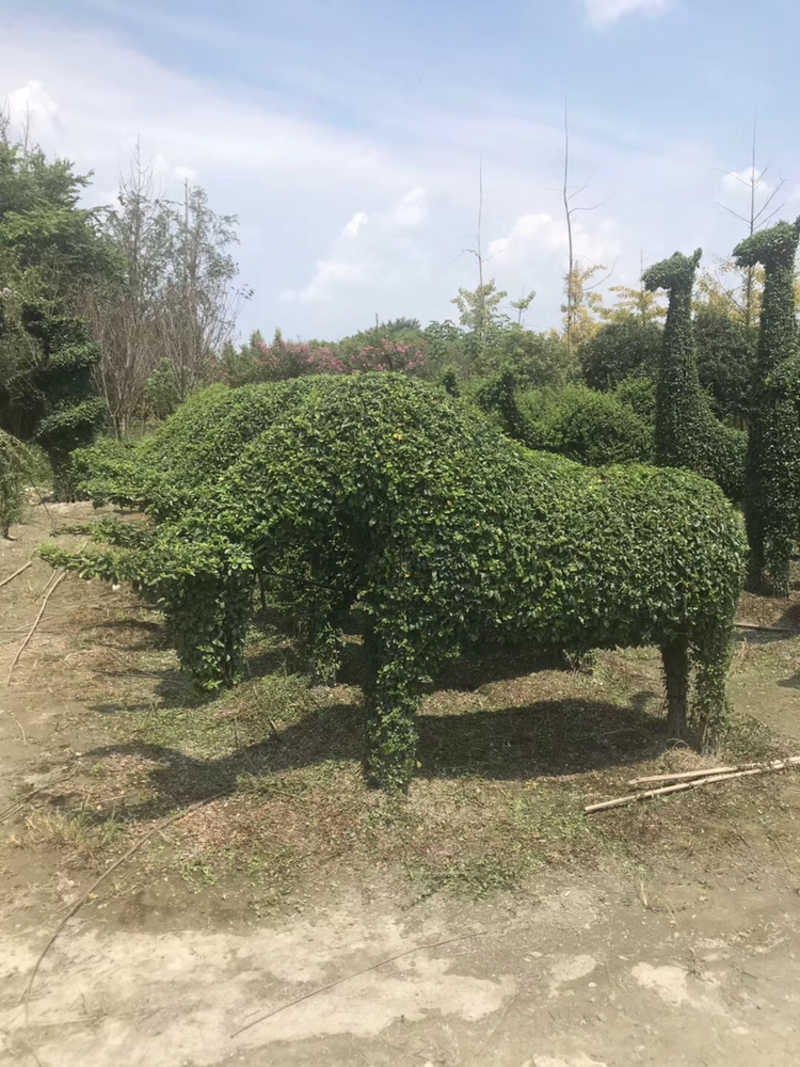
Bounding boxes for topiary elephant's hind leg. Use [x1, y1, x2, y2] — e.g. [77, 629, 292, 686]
[661, 638, 690, 741]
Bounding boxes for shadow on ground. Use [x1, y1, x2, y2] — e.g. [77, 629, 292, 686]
[80, 690, 664, 824]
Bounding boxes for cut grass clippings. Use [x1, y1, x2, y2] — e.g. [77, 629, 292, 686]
[4, 507, 800, 907]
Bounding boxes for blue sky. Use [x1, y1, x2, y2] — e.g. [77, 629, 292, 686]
[2, 0, 799, 341]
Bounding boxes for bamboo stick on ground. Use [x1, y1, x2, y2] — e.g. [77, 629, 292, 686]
[586, 759, 800, 814]
[735, 621, 799, 634]
[628, 756, 800, 788]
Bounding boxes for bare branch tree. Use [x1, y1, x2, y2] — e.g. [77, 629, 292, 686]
[717, 121, 787, 326]
[561, 101, 613, 354]
[84, 148, 250, 431]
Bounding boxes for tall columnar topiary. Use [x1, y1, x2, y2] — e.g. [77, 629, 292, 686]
[733, 219, 800, 597]
[643, 250, 745, 503]
[20, 307, 106, 500]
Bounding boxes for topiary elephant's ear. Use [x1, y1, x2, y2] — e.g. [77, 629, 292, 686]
[691, 248, 703, 268]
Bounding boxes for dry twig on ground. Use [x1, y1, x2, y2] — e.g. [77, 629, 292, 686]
[5, 571, 66, 686]
[0, 561, 32, 588]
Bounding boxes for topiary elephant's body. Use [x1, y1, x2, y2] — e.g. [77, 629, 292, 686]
[220, 375, 746, 789]
[43, 375, 746, 791]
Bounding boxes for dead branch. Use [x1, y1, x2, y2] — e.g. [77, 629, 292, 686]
[735, 621, 799, 634]
[5, 572, 66, 686]
[231, 929, 490, 1039]
[0, 561, 32, 588]
[23, 793, 222, 1063]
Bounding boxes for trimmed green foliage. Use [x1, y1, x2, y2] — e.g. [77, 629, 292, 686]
[643, 250, 746, 503]
[733, 219, 800, 597]
[693, 305, 757, 424]
[71, 436, 140, 508]
[213, 376, 743, 786]
[517, 385, 653, 467]
[17, 307, 106, 499]
[75, 380, 321, 521]
[41, 376, 745, 788]
[474, 371, 652, 467]
[613, 376, 657, 421]
[47, 380, 321, 687]
[579, 318, 662, 391]
[0, 428, 31, 537]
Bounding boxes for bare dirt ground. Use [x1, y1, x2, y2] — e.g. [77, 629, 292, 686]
[1, 503, 799, 1067]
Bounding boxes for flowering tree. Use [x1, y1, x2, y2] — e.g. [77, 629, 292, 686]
[350, 338, 426, 375]
[222, 329, 425, 384]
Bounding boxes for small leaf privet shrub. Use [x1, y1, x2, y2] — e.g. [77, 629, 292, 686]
[473, 366, 527, 442]
[579, 318, 662, 391]
[39, 375, 745, 786]
[475, 371, 652, 467]
[517, 385, 653, 467]
[0, 429, 31, 537]
[70, 437, 140, 508]
[733, 219, 800, 597]
[215, 375, 744, 789]
[613, 376, 657, 422]
[74, 379, 320, 520]
[40, 379, 322, 688]
[643, 250, 745, 503]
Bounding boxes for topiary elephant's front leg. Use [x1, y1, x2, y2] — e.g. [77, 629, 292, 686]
[661, 637, 689, 741]
[362, 632, 420, 792]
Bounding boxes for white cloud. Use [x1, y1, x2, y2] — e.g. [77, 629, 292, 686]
[281, 188, 429, 303]
[282, 256, 373, 304]
[584, 0, 673, 27]
[342, 212, 369, 239]
[6, 79, 58, 125]
[389, 187, 428, 229]
[488, 212, 620, 280]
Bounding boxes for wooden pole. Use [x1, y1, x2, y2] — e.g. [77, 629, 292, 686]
[585, 759, 800, 814]
[628, 756, 800, 788]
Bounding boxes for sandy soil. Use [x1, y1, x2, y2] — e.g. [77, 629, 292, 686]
[1, 505, 799, 1067]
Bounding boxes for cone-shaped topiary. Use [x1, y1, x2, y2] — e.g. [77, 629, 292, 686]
[733, 218, 800, 597]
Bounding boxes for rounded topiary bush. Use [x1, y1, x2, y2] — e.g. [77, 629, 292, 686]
[613, 376, 657, 422]
[74, 379, 323, 520]
[517, 385, 653, 466]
